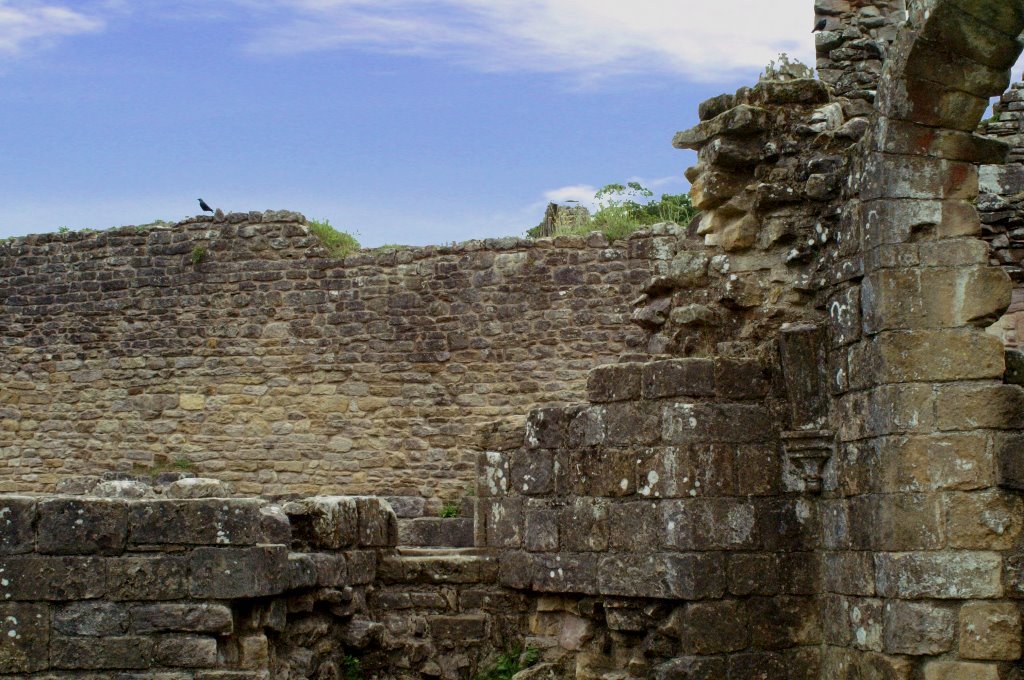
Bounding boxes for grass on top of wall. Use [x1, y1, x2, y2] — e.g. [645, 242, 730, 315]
[308, 218, 361, 258]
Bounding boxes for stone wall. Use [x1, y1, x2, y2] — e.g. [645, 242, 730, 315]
[0, 491, 528, 679]
[0, 215, 668, 502]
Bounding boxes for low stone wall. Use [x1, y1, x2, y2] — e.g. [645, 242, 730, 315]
[0, 213, 670, 502]
[0, 492, 525, 679]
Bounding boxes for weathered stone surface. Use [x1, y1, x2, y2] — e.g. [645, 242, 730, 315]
[128, 499, 274, 546]
[0, 497, 36, 555]
[154, 635, 219, 667]
[662, 403, 774, 444]
[107, 555, 189, 601]
[37, 498, 127, 555]
[958, 601, 1022, 661]
[0, 555, 108, 601]
[54, 602, 129, 636]
[165, 478, 230, 499]
[922, 660, 999, 680]
[597, 553, 726, 599]
[188, 546, 290, 599]
[50, 635, 154, 669]
[0, 603, 48, 673]
[875, 552, 1003, 599]
[587, 363, 642, 402]
[882, 600, 955, 655]
[131, 603, 233, 634]
[284, 496, 357, 549]
[640, 359, 714, 399]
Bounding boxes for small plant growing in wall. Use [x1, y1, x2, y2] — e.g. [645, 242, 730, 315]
[474, 647, 540, 680]
[308, 217, 361, 258]
[439, 502, 460, 518]
[191, 245, 207, 266]
[341, 654, 363, 680]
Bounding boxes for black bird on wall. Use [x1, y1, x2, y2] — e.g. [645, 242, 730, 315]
[198, 198, 214, 213]
[813, 18, 827, 32]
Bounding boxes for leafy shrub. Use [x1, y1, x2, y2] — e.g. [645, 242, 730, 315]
[341, 655, 363, 680]
[533, 182, 696, 241]
[440, 503, 460, 518]
[308, 218, 361, 258]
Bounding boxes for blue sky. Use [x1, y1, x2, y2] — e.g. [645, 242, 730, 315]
[0, 0, 816, 246]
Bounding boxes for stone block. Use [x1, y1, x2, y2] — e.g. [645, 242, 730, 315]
[864, 330, 1005, 383]
[427, 614, 487, 641]
[50, 635, 154, 669]
[640, 359, 714, 399]
[524, 501, 558, 552]
[922, 660, 999, 680]
[287, 552, 317, 589]
[525, 406, 578, 450]
[879, 433, 993, 492]
[674, 600, 749, 655]
[509, 449, 555, 495]
[346, 550, 377, 584]
[237, 633, 270, 669]
[0, 603, 48, 673]
[995, 432, 1024, 490]
[128, 499, 272, 546]
[565, 448, 637, 497]
[636, 444, 736, 499]
[733, 443, 780, 496]
[560, 499, 608, 551]
[497, 551, 533, 590]
[603, 402, 661, 445]
[725, 652, 787, 679]
[714, 359, 771, 399]
[882, 600, 955, 655]
[37, 498, 127, 555]
[747, 596, 821, 649]
[946, 489, 1023, 550]
[587, 363, 642, 402]
[662, 403, 774, 444]
[484, 497, 524, 548]
[131, 603, 233, 634]
[107, 555, 189, 601]
[189, 546, 290, 599]
[597, 553, 725, 599]
[154, 635, 219, 668]
[755, 499, 818, 552]
[397, 517, 473, 548]
[875, 551, 1002, 599]
[936, 383, 1024, 431]
[608, 501, 660, 551]
[531, 553, 598, 594]
[477, 451, 510, 498]
[959, 601, 1022, 660]
[822, 551, 875, 596]
[355, 496, 397, 547]
[662, 498, 757, 550]
[54, 602, 129, 636]
[165, 478, 228, 498]
[0, 555, 107, 601]
[308, 553, 348, 586]
[283, 496, 357, 549]
[728, 553, 780, 596]
[0, 497, 36, 555]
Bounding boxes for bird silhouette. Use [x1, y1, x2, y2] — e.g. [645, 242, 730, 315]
[198, 198, 214, 213]
[813, 18, 827, 32]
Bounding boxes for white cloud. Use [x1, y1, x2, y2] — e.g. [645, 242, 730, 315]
[0, 1, 104, 55]
[543, 184, 600, 210]
[238, 0, 815, 81]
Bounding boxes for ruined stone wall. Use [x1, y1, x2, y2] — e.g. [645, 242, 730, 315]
[817, 0, 1024, 676]
[0, 214, 667, 502]
[0, 492, 526, 679]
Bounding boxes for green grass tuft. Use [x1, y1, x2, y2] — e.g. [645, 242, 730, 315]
[308, 218, 361, 258]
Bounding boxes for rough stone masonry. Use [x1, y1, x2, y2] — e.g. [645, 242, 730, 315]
[4, 0, 1024, 677]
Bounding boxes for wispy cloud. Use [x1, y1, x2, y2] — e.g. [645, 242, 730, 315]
[0, 1, 104, 55]
[238, 0, 814, 81]
[539, 175, 688, 213]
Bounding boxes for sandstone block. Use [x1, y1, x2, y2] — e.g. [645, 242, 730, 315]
[165, 477, 229, 498]
[484, 497, 524, 548]
[346, 550, 377, 585]
[603, 401, 661, 445]
[509, 450, 555, 495]
[37, 498, 127, 555]
[54, 602, 129, 636]
[154, 635, 219, 668]
[0, 603, 48, 673]
[189, 546, 290, 599]
[958, 601, 1022, 660]
[822, 551, 875, 596]
[477, 451, 510, 498]
[936, 383, 1024, 431]
[565, 448, 637, 497]
[875, 551, 1002, 599]
[662, 403, 774, 444]
[0, 496, 36, 555]
[662, 498, 757, 550]
[524, 502, 558, 552]
[597, 553, 725, 599]
[863, 330, 1004, 383]
[308, 553, 348, 586]
[587, 363, 642, 402]
[50, 635, 154, 669]
[560, 498, 609, 551]
[0, 555, 107, 601]
[640, 359, 714, 399]
[714, 359, 771, 399]
[946, 490, 1023, 550]
[238, 633, 270, 669]
[531, 553, 598, 594]
[922, 660, 999, 680]
[673, 600, 749, 654]
[747, 596, 821, 649]
[882, 600, 955, 655]
[128, 499, 273, 546]
[107, 555, 189, 601]
[355, 496, 397, 547]
[131, 603, 234, 634]
[427, 614, 487, 641]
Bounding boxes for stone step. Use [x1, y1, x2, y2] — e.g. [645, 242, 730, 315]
[398, 517, 474, 548]
[378, 551, 499, 584]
